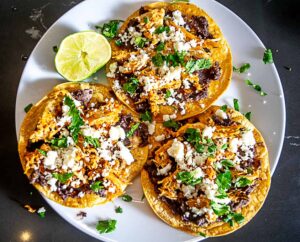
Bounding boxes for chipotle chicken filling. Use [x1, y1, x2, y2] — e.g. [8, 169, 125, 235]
[24, 89, 146, 200]
[107, 7, 222, 119]
[146, 108, 262, 227]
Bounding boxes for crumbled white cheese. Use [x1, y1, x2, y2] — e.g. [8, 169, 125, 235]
[215, 109, 228, 119]
[81, 126, 101, 139]
[146, 121, 156, 135]
[229, 138, 240, 153]
[106, 62, 118, 78]
[47, 178, 58, 192]
[172, 10, 186, 26]
[241, 130, 256, 146]
[117, 142, 134, 165]
[109, 125, 125, 141]
[202, 126, 216, 139]
[182, 184, 195, 199]
[44, 151, 58, 170]
[37, 207, 46, 213]
[155, 134, 166, 142]
[167, 139, 185, 162]
[193, 167, 204, 179]
[157, 163, 172, 176]
[61, 147, 78, 170]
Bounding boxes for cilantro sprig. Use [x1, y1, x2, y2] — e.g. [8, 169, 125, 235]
[235, 177, 252, 188]
[50, 136, 68, 148]
[233, 63, 251, 73]
[90, 181, 104, 192]
[123, 77, 139, 94]
[185, 58, 212, 73]
[176, 171, 202, 186]
[64, 96, 84, 143]
[245, 79, 267, 96]
[52, 172, 73, 183]
[96, 20, 123, 39]
[96, 219, 117, 234]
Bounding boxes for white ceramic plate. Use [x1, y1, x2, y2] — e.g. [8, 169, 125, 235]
[15, 0, 286, 241]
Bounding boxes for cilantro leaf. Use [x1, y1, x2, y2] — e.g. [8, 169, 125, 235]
[199, 232, 206, 237]
[37, 149, 47, 156]
[233, 63, 251, 73]
[177, 171, 202, 186]
[184, 128, 201, 144]
[235, 177, 252, 188]
[185, 58, 212, 73]
[233, 98, 239, 111]
[220, 159, 234, 168]
[24, 103, 33, 113]
[96, 219, 117, 234]
[134, 36, 147, 48]
[123, 77, 139, 94]
[37, 209, 46, 218]
[140, 110, 152, 122]
[223, 212, 244, 226]
[155, 25, 170, 34]
[156, 42, 165, 52]
[121, 194, 132, 202]
[166, 51, 186, 67]
[244, 112, 251, 121]
[210, 201, 230, 216]
[195, 143, 205, 153]
[152, 53, 164, 67]
[126, 123, 140, 137]
[96, 20, 123, 39]
[163, 120, 179, 130]
[90, 181, 104, 192]
[115, 39, 123, 46]
[263, 49, 273, 64]
[84, 136, 100, 148]
[221, 105, 227, 112]
[115, 206, 123, 213]
[245, 79, 267, 96]
[50, 136, 68, 148]
[64, 96, 84, 143]
[216, 170, 232, 193]
[52, 172, 73, 183]
[52, 45, 58, 53]
[221, 143, 228, 150]
[165, 90, 171, 98]
[143, 17, 149, 24]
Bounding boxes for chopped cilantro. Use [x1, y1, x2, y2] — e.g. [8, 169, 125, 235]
[52, 45, 58, 53]
[165, 51, 186, 67]
[24, 103, 33, 113]
[163, 120, 179, 130]
[37, 149, 47, 156]
[96, 219, 117, 234]
[37, 209, 46, 218]
[156, 42, 165, 52]
[220, 159, 234, 168]
[199, 232, 206, 237]
[115, 206, 123, 213]
[115, 39, 123, 46]
[223, 212, 244, 226]
[185, 58, 212, 73]
[52, 172, 73, 183]
[216, 170, 232, 193]
[123, 77, 139, 94]
[221, 105, 227, 112]
[143, 17, 149, 24]
[233, 63, 251, 73]
[126, 123, 140, 137]
[50, 136, 68, 148]
[235, 177, 252, 188]
[195, 143, 205, 153]
[176, 171, 203, 186]
[184, 128, 201, 144]
[84, 136, 100, 148]
[140, 110, 152, 122]
[263, 49, 273, 64]
[121, 194, 132, 202]
[233, 98, 239, 111]
[155, 25, 170, 34]
[210, 201, 230, 216]
[90, 181, 104, 192]
[207, 143, 217, 155]
[245, 79, 267, 96]
[152, 53, 164, 67]
[64, 96, 84, 143]
[96, 20, 123, 39]
[134, 36, 147, 48]
[165, 90, 171, 98]
[221, 144, 228, 150]
[244, 112, 251, 121]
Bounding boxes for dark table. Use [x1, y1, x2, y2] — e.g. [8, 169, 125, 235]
[0, 0, 299, 241]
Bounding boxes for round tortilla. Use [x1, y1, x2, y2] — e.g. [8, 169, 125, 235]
[141, 105, 270, 236]
[107, 1, 232, 121]
[18, 82, 148, 207]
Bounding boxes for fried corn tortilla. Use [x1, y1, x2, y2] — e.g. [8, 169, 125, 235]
[142, 105, 270, 236]
[18, 83, 148, 207]
[106, 2, 232, 121]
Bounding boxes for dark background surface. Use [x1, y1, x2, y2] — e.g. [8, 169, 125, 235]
[0, 0, 299, 241]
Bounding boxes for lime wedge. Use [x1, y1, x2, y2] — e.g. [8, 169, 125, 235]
[55, 31, 111, 82]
